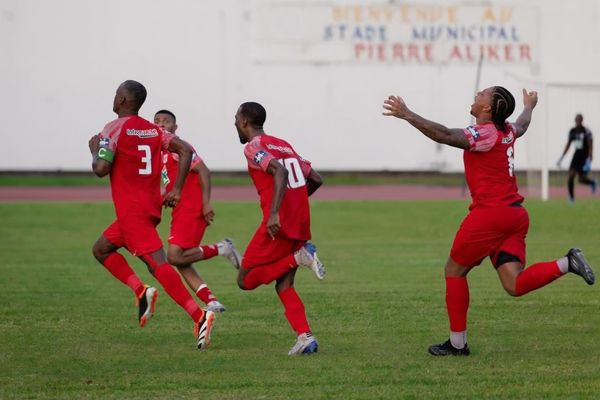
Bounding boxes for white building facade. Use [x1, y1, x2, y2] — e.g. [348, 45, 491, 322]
[1, 0, 599, 172]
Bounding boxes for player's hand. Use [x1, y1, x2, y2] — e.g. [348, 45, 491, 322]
[382, 95, 410, 119]
[88, 134, 100, 154]
[522, 88, 538, 110]
[163, 190, 181, 208]
[266, 213, 281, 239]
[557, 155, 564, 169]
[203, 203, 215, 225]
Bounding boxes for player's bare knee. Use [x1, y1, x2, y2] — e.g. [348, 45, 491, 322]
[167, 254, 183, 267]
[237, 277, 249, 290]
[92, 239, 111, 262]
[237, 269, 251, 290]
[503, 284, 519, 297]
[166, 248, 184, 267]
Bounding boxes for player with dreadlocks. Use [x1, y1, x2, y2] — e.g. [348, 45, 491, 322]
[382, 86, 596, 356]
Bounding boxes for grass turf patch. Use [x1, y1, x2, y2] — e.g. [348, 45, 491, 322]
[0, 200, 599, 399]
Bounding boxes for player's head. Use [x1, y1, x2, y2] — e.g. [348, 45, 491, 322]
[235, 102, 266, 144]
[470, 86, 515, 132]
[490, 86, 515, 131]
[575, 113, 583, 126]
[113, 80, 147, 114]
[154, 109, 177, 133]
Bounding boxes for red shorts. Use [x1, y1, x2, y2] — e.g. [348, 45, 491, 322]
[103, 216, 163, 257]
[168, 211, 207, 249]
[450, 205, 529, 268]
[242, 227, 305, 269]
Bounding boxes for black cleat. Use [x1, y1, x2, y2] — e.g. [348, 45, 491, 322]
[567, 248, 595, 285]
[428, 340, 470, 356]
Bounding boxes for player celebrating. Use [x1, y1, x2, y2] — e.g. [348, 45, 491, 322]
[557, 113, 597, 203]
[234, 102, 325, 355]
[382, 86, 595, 356]
[89, 80, 214, 350]
[153, 109, 241, 313]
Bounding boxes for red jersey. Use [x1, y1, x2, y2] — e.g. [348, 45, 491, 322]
[244, 134, 312, 240]
[462, 122, 524, 209]
[162, 141, 204, 215]
[98, 115, 174, 219]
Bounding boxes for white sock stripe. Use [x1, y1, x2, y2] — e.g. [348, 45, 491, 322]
[557, 257, 569, 274]
[197, 284, 208, 293]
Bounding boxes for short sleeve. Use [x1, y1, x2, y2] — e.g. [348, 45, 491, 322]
[244, 139, 276, 171]
[160, 128, 175, 150]
[298, 156, 312, 177]
[97, 120, 121, 163]
[463, 124, 498, 152]
[189, 146, 203, 171]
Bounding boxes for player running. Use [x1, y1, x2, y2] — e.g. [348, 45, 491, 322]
[234, 102, 325, 355]
[153, 109, 241, 313]
[557, 113, 597, 203]
[383, 86, 595, 356]
[88, 80, 214, 350]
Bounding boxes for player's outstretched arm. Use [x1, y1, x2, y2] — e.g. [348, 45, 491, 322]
[513, 88, 538, 138]
[89, 134, 111, 177]
[265, 159, 288, 239]
[382, 96, 469, 149]
[306, 169, 323, 197]
[193, 160, 214, 223]
[164, 137, 193, 208]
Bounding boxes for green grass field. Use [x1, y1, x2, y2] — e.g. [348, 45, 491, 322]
[1, 200, 599, 399]
[0, 171, 579, 187]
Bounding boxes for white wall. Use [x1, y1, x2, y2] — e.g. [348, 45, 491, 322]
[1, 0, 599, 171]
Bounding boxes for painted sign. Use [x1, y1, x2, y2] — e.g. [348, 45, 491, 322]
[253, 3, 537, 65]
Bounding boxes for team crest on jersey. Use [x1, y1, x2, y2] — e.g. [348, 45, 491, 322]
[254, 150, 267, 164]
[466, 126, 480, 141]
[502, 133, 514, 144]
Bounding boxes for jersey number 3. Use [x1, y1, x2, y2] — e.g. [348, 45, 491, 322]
[138, 145, 152, 175]
[278, 158, 306, 188]
[506, 146, 515, 177]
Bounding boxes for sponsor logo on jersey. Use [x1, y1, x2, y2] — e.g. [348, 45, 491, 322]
[254, 150, 267, 164]
[126, 128, 159, 138]
[466, 126, 480, 141]
[161, 165, 170, 186]
[501, 133, 514, 144]
[266, 144, 293, 154]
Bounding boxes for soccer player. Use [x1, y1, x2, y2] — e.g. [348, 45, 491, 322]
[234, 102, 325, 355]
[382, 86, 596, 356]
[153, 109, 242, 313]
[88, 80, 214, 350]
[557, 113, 597, 202]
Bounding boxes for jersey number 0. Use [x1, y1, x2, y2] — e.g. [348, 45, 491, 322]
[278, 158, 306, 188]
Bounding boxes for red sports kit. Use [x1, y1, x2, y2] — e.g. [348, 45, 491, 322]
[98, 115, 174, 256]
[450, 122, 529, 267]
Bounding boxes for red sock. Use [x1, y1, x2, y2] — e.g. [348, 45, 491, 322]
[446, 276, 470, 332]
[515, 261, 563, 296]
[102, 252, 145, 298]
[152, 262, 204, 322]
[278, 287, 310, 335]
[200, 245, 218, 260]
[196, 284, 217, 305]
[243, 254, 297, 290]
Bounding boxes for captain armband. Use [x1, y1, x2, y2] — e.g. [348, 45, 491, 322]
[97, 147, 114, 163]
